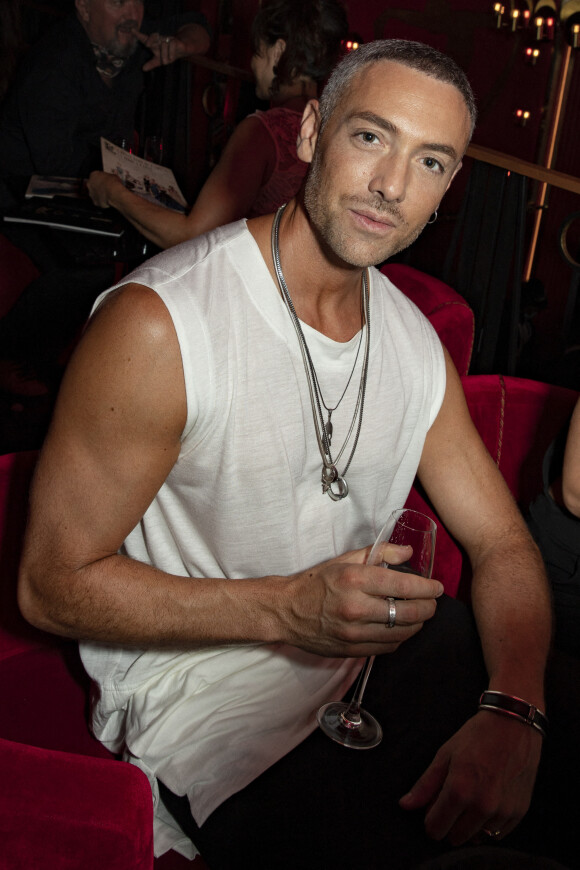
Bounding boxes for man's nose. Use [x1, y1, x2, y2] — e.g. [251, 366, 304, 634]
[368, 152, 410, 203]
[122, 0, 143, 21]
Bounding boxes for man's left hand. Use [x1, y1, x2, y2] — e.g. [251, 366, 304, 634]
[399, 711, 542, 845]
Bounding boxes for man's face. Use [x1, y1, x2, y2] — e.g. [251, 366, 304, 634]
[303, 60, 471, 268]
[77, 0, 144, 57]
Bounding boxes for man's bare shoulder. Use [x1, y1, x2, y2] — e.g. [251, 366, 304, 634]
[52, 280, 187, 445]
[91, 280, 172, 332]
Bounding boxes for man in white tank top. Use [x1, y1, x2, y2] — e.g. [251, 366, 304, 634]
[19, 40, 564, 869]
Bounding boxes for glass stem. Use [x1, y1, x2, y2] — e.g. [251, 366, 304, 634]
[340, 655, 376, 727]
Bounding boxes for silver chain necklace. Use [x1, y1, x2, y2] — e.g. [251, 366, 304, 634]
[271, 204, 370, 501]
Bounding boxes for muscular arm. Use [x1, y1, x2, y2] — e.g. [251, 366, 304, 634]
[418, 353, 550, 706]
[401, 350, 550, 843]
[562, 397, 580, 517]
[87, 116, 276, 248]
[18, 283, 442, 653]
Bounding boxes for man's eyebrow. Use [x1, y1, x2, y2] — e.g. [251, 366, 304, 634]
[345, 111, 398, 137]
[345, 110, 459, 163]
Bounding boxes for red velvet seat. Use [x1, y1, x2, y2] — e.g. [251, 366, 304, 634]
[408, 375, 578, 599]
[0, 451, 203, 870]
[382, 263, 475, 376]
[1, 375, 577, 867]
[0, 233, 40, 319]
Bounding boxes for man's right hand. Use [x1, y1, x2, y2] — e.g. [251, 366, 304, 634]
[273, 542, 444, 658]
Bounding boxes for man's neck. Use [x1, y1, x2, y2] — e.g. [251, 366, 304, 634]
[249, 200, 366, 343]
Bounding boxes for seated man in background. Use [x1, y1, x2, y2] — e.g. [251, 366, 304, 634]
[87, 0, 348, 249]
[0, 0, 210, 398]
[0, 0, 210, 183]
[18, 40, 579, 870]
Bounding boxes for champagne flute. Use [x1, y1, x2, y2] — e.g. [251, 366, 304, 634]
[316, 508, 437, 749]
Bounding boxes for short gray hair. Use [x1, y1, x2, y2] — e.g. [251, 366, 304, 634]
[319, 39, 477, 140]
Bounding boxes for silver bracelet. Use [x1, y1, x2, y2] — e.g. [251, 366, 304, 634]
[478, 690, 548, 739]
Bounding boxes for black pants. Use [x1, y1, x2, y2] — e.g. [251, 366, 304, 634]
[527, 491, 580, 659]
[158, 596, 580, 870]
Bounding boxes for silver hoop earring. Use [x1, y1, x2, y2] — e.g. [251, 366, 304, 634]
[427, 210, 438, 225]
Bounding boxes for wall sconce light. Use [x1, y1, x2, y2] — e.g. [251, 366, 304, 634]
[343, 34, 362, 52]
[493, 1, 534, 30]
[534, 0, 557, 39]
[514, 108, 532, 125]
[525, 45, 541, 62]
[561, 0, 580, 45]
[493, 0, 579, 45]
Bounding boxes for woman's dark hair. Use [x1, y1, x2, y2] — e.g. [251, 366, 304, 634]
[251, 0, 348, 93]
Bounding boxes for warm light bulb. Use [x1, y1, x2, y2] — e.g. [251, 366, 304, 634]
[515, 108, 531, 126]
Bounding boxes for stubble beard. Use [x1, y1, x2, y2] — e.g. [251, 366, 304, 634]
[107, 22, 140, 58]
[303, 152, 427, 268]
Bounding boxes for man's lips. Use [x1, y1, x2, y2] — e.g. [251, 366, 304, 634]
[118, 22, 139, 34]
[350, 208, 398, 231]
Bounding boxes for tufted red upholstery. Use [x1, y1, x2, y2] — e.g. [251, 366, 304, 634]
[1, 376, 577, 867]
[407, 375, 578, 599]
[0, 451, 204, 870]
[382, 263, 475, 376]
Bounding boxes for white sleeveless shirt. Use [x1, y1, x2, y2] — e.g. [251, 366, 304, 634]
[81, 220, 446, 857]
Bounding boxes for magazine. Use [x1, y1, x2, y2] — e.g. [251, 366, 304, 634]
[25, 175, 85, 199]
[100, 138, 188, 214]
[4, 198, 125, 237]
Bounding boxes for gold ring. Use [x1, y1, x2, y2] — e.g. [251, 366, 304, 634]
[483, 828, 502, 839]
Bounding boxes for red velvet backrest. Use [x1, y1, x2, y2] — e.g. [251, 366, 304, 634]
[381, 263, 475, 376]
[461, 375, 578, 509]
[0, 234, 40, 318]
[412, 375, 579, 599]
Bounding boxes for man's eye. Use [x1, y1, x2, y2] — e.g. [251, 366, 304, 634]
[359, 131, 378, 144]
[423, 157, 444, 173]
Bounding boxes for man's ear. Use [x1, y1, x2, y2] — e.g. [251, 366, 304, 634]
[296, 100, 321, 165]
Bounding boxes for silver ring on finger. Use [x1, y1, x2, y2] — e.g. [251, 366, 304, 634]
[165, 36, 171, 43]
[386, 597, 397, 629]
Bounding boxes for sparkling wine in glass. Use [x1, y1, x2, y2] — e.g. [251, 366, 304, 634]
[316, 508, 437, 749]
